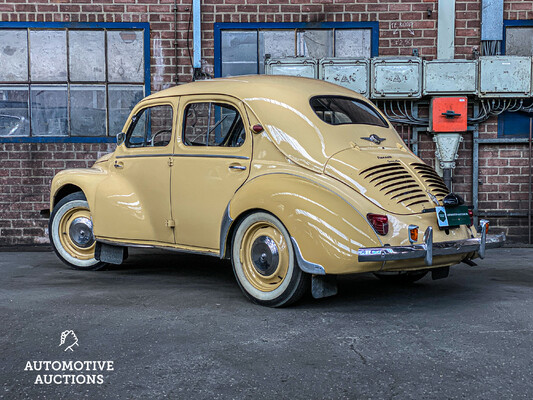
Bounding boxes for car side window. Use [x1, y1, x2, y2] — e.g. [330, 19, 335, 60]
[126, 105, 173, 148]
[183, 102, 245, 147]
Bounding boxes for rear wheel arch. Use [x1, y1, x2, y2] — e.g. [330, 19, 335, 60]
[226, 173, 383, 274]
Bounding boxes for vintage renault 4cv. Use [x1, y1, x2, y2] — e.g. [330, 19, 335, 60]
[47, 75, 505, 307]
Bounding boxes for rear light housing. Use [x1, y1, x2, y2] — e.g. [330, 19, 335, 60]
[468, 208, 474, 226]
[367, 213, 389, 236]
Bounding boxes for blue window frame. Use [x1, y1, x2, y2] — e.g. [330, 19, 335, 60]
[498, 20, 533, 138]
[214, 22, 379, 79]
[0, 22, 150, 143]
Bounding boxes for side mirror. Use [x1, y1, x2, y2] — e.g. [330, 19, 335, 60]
[116, 132, 125, 145]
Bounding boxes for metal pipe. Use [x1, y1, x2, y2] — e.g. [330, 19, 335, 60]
[443, 168, 452, 191]
[437, 0, 455, 59]
[174, 0, 179, 83]
[472, 103, 479, 227]
[192, 0, 201, 69]
[527, 117, 533, 244]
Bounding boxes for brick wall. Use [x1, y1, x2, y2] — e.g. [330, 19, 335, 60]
[0, 0, 532, 245]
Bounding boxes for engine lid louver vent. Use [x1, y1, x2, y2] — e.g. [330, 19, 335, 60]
[359, 162, 449, 211]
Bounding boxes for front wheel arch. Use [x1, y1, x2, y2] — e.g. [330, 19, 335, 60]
[53, 184, 84, 209]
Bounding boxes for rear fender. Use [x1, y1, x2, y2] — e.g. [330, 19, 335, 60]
[225, 173, 383, 274]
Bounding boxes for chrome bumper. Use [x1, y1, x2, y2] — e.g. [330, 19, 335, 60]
[357, 221, 506, 266]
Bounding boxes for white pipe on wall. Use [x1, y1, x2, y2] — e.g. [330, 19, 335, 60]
[193, 0, 201, 69]
[437, 0, 456, 59]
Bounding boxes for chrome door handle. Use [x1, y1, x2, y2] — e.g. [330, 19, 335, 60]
[114, 160, 124, 169]
[229, 165, 246, 171]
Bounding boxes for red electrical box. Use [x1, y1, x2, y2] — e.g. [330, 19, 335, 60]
[430, 97, 468, 132]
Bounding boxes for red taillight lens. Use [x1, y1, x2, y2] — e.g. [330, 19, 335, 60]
[468, 209, 474, 226]
[367, 213, 389, 235]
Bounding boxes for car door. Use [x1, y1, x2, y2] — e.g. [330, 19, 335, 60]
[171, 95, 252, 250]
[92, 98, 177, 244]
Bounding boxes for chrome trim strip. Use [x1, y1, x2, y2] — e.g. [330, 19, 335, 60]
[357, 231, 505, 264]
[291, 237, 326, 275]
[219, 204, 233, 259]
[116, 154, 173, 159]
[116, 153, 250, 160]
[96, 238, 219, 257]
[173, 154, 250, 160]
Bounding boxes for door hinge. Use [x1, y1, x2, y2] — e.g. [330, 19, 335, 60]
[168, 157, 174, 167]
[165, 219, 175, 228]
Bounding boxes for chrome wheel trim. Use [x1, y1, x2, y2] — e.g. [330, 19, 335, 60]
[251, 235, 279, 276]
[68, 217, 95, 248]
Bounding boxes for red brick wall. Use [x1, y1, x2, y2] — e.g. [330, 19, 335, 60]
[0, 0, 532, 245]
[0, 143, 115, 245]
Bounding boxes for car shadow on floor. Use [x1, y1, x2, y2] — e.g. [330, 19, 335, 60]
[97, 250, 489, 309]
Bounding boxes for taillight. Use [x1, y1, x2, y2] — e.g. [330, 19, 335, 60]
[468, 209, 474, 226]
[367, 213, 389, 235]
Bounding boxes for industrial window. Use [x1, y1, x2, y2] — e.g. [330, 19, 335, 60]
[498, 21, 533, 138]
[0, 23, 150, 141]
[214, 23, 378, 78]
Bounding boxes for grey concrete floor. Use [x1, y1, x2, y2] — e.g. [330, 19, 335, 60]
[1, 248, 532, 400]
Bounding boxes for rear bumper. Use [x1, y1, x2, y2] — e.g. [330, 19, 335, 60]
[357, 221, 506, 266]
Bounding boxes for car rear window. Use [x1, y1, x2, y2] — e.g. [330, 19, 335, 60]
[310, 96, 388, 128]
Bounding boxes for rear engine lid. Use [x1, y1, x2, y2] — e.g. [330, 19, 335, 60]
[325, 148, 449, 214]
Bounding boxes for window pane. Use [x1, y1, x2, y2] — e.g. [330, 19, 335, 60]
[259, 30, 294, 74]
[0, 30, 28, 82]
[0, 86, 29, 136]
[310, 96, 388, 127]
[127, 105, 172, 148]
[70, 85, 106, 136]
[108, 85, 144, 135]
[30, 85, 68, 136]
[221, 30, 258, 77]
[107, 31, 144, 82]
[69, 31, 105, 81]
[505, 27, 533, 56]
[183, 102, 244, 147]
[30, 31, 67, 81]
[335, 29, 372, 58]
[297, 30, 333, 58]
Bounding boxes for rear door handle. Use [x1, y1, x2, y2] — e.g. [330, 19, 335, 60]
[114, 160, 124, 169]
[229, 165, 246, 171]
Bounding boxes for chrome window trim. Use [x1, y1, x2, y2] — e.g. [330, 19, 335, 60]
[116, 153, 249, 160]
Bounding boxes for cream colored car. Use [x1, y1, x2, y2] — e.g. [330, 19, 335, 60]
[47, 76, 504, 307]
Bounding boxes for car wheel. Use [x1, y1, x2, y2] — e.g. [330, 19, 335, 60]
[231, 212, 309, 307]
[49, 192, 106, 271]
[373, 270, 428, 284]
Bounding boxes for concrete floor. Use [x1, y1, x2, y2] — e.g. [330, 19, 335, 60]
[1, 248, 532, 399]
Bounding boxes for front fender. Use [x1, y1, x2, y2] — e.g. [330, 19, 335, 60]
[226, 173, 383, 274]
[50, 167, 109, 212]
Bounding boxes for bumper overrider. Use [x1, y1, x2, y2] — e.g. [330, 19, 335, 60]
[358, 220, 506, 266]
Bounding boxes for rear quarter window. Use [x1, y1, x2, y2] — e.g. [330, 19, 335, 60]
[310, 96, 388, 128]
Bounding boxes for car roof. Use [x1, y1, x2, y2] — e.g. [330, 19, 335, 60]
[145, 75, 365, 101]
[145, 75, 392, 173]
